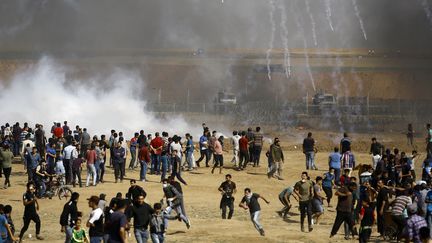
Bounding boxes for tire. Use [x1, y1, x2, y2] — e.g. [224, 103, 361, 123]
[57, 186, 73, 200]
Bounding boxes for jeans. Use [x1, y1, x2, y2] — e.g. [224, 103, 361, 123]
[134, 228, 149, 243]
[72, 168, 82, 187]
[250, 211, 263, 232]
[331, 211, 354, 236]
[164, 203, 189, 229]
[140, 160, 148, 181]
[305, 151, 316, 170]
[129, 149, 137, 169]
[95, 160, 101, 183]
[196, 149, 210, 166]
[150, 233, 164, 243]
[239, 150, 249, 168]
[86, 164, 97, 186]
[114, 162, 124, 181]
[299, 200, 312, 227]
[253, 146, 262, 166]
[160, 155, 168, 181]
[99, 162, 106, 182]
[186, 151, 194, 169]
[90, 236, 103, 243]
[332, 168, 341, 186]
[171, 170, 187, 185]
[65, 225, 73, 243]
[151, 154, 161, 174]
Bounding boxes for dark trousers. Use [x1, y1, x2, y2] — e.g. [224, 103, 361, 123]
[170, 170, 187, 185]
[332, 168, 341, 186]
[3, 167, 11, 186]
[27, 168, 36, 183]
[63, 159, 72, 184]
[220, 197, 234, 219]
[151, 154, 161, 174]
[239, 150, 249, 168]
[376, 211, 384, 235]
[248, 145, 254, 163]
[391, 214, 406, 240]
[196, 149, 210, 166]
[359, 227, 372, 243]
[19, 214, 41, 238]
[99, 162, 106, 182]
[253, 146, 262, 166]
[299, 200, 312, 227]
[213, 154, 223, 168]
[114, 163, 124, 181]
[72, 168, 82, 187]
[331, 211, 354, 236]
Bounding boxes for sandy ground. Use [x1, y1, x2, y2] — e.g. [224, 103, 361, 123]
[0, 132, 426, 243]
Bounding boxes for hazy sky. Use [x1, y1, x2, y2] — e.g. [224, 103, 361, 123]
[1, 0, 432, 52]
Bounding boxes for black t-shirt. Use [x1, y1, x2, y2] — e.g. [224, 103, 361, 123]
[376, 187, 389, 210]
[303, 137, 315, 152]
[107, 211, 128, 243]
[23, 192, 37, 216]
[127, 186, 147, 201]
[219, 181, 236, 199]
[336, 187, 353, 213]
[126, 203, 154, 228]
[241, 193, 260, 213]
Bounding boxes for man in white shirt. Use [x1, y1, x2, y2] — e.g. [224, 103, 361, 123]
[231, 131, 241, 167]
[63, 143, 78, 184]
[86, 195, 104, 243]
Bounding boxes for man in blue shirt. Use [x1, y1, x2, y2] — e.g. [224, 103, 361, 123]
[328, 147, 342, 186]
[195, 131, 210, 167]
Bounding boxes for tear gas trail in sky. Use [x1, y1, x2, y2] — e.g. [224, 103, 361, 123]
[351, 0, 367, 40]
[324, 0, 335, 31]
[278, 0, 292, 78]
[305, 0, 318, 46]
[421, 0, 432, 30]
[266, 0, 276, 81]
[292, 1, 316, 92]
[0, 57, 199, 138]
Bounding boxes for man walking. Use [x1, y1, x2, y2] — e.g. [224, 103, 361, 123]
[294, 172, 314, 232]
[303, 132, 317, 170]
[268, 138, 284, 180]
[138, 142, 151, 182]
[19, 182, 44, 241]
[230, 131, 241, 167]
[218, 174, 237, 219]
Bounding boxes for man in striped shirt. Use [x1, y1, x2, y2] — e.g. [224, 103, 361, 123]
[391, 191, 412, 241]
[252, 127, 264, 167]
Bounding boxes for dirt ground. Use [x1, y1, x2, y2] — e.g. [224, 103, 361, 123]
[0, 132, 426, 243]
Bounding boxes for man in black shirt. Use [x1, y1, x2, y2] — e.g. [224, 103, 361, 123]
[218, 174, 237, 219]
[239, 188, 270, 236]
[126, 180, 146, 205]
[340, 133, 351, 154]
[303, 132, 317, 170]
[370, 137, 383, 156]
[60, 192, 80, 243]
[126, 194, 154, 243]
[19, 182, 44, 241]
[375, 179, 389, 238]
[86, 196, 104, 243]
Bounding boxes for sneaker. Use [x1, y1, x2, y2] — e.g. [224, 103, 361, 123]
[308, 227, 313, 232]
[259, 229, 265, 236]
[36, 235, 44, 240]
[186, 221, 191, 229]
[311, 219, 314, 225]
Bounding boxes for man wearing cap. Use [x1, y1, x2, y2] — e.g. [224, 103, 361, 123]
[406, 203, 427, 243]
[87, 195, 104, 243]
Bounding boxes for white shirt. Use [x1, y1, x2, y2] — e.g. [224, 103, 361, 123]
[63, 145, 77, 160]
[372, 154, 381, 170]
[88, 207, 104, 224]
[170, 142, 182, 159]
[231, 135, 241, 150]
[21, 139, 35, 155]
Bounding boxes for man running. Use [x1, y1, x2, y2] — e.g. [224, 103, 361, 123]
[218, 174, 237, 219]
[239, 188, 270, 236]
[19, 182, 43, 241]
[277, 186, 298, 219]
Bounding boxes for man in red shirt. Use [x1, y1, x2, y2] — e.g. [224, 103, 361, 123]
[85, 145, 97, 186]
[150, 132, 163, 174]
[138, 142, 151, 181]
[53, 123, 64, 139]
[238, 131, 249, 170]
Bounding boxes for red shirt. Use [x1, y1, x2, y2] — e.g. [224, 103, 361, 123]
[150, 137, 163, 155]
[53, 127, 63, 138]
[239, 137, 248, 151]
[138, 146, 151, 162]
[86, 150, 97, 164]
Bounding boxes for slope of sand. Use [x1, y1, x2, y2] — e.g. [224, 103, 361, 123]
[0, 135, 425, 243]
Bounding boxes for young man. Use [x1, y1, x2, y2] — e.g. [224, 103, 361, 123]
[239, 188, 270, 236]
[330, 182, 358, 240]
[303, 132, 317, 170]
[72, 154, 85, 188]
[358, 199, 375, 243]
[230, 131, 241, 167]
[86, 196, 104, 243]
[238, 131, 249, 170]
[161, 179, 190, 230]
[211, 138, 224, 174]
[126, 180, 147, 204]
[322, 168, 335, 207]
[126, 194, 154, 243]
[60, 192, 80, 243]
[294, 172, 314, 232]
[184, 133, 195, 171]
[85, 145, 97, 187]
[328, 147, 342, 185]
[170, 150, 187, 185]
[149, 203, 177, 243]
[406, 203, 428, 243]
[268, 138, 284, 180]
[0, 204, 18, 242]
[218, 174, 237, 219]
[312, 176, 326, 225]
[138, 142, 151, 182]
[112, 142, 126, 183]
[150, 133, 163, 175]
[129, 133, 139, 170]
[196, 131, 210, 167]
[0, 144, 14, 188]
[106, 199, 128, 243]
[19, 182, 43, 241]
[252, 127, 264, 167]
[278, 186, 298, 219]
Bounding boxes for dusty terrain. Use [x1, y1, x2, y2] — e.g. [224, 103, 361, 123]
[0, 131, 426, 243]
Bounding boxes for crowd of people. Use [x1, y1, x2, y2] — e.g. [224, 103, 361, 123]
[0, 121, 432, 243]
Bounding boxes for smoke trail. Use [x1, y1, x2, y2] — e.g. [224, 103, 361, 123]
[266, 0, 276, 81]
[324, 0, 334, 31]
[305, 0, 318, 46]
[277, 0, 291, 78]
[292, 1, 316, 92]
[421, 0, 432, 30]
[351, 0, 367, 40]
[0, 57, 199, 138]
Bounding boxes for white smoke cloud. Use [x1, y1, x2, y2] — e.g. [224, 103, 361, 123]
[0, 57, 199, 138]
